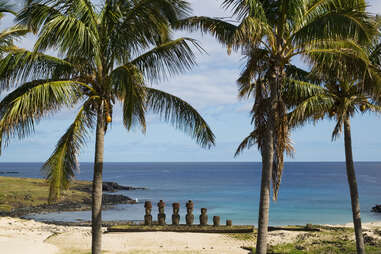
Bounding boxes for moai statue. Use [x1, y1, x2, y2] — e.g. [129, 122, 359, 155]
[144, 201, 152, 225]
[213, 216, 220, 227]
[172, 202, 180, 225]
[185, 200, 194, 225]
[199, 208, 208, 226]
[226, 220, 232, 227]
[157, 200, 166, 225]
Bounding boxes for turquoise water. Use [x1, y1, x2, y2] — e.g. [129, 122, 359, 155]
[1, 162, 380, 226]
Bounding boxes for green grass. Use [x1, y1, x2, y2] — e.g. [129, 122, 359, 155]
[264, 242, 381, 254]
[0, 176, 92, 212]
[227, 232, 256, 241]
[241, 226, 381, 254]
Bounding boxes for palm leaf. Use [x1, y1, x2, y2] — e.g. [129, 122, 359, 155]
[0, 1, 16, 16]
[175, 16, 238, 45]
[0, 80, 83, 154]
[131, 38, 202, 82]
[234, 129, 259, 157]
[293, 0, 375, 47]
[0, 25, 29, 53]
[146, 87, 215, 148]
[42, 101, 95, 203]
[0, 48, 74, 89]
[17, 1, 99, 57]
[112, 64, 147, 132]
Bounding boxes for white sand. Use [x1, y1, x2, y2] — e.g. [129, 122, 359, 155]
[0, 217, 380, 254]
[0, 217, 249, 254]
[0, 217, 89, 254]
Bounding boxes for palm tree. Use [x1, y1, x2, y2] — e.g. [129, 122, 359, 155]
[176, 0, 376, 252]
[0, 1, 29, 56]
[288, 40, 381, 254]
[0, 1, 215, 253]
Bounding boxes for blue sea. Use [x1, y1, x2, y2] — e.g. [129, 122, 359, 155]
[0, 162, 380, 226]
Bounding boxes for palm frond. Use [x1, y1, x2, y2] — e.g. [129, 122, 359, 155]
[17, 1, 99, 57]
[123, 0, 191, 24]
[289, 94, 334, 128]
[0, 1, 16, 16]
[0, 48, 74, 89]
[222, 0, 267, 22]
[0, 80, 83, 154]
[175, 16, 238, 45]
[332, 116, 344, 140]
[146, 87, 215, 148]
[293, 0, 376, 47]
[0, 25, 29, 53]
[234, 129, 259, 157]
[18, 0, 99, 34]
[42, 101, 95, 203]
[112, 64, 147, 132]
[131, 38, 202, 82]
[284, 79, 325, 106]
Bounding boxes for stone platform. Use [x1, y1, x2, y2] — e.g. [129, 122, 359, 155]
[107, 224, 254, 233]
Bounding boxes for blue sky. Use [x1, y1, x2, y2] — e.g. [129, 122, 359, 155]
[1, 0, 381, 162]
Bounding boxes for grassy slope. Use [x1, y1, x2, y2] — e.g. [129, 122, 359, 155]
[0, 176, 91, 212]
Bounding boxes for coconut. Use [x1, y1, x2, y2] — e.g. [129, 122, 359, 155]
[106, 114, 112, 123]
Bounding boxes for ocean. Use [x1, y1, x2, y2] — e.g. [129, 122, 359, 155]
[1, 162, 380, 226]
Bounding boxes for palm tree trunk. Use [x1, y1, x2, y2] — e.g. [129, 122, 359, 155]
[256, 63, 278, 254]
[92, 109, 105, 254]
[343, 117, 365, 254]
[256, 126, 274, 254]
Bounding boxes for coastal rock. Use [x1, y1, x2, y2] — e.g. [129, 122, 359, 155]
[0, 171, 19, 175]
[102, 194, 133, 205]
[371, 205, 381, 213]
[102, 182, 147, 192]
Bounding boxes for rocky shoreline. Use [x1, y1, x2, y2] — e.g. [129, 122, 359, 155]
[372, 205, 381, 213]
[102, 181, 147, 192]
[0, 181, 145, 217]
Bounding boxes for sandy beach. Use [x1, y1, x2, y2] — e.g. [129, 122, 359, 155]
[1, 217, 380, 254]
[0, 217, 250, 254]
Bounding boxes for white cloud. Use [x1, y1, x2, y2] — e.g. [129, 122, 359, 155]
[367, 0, 381, 14]
[153, 66, 241, 109]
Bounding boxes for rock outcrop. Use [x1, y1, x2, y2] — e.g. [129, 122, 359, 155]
[102, 181, 146, 192]
[371, 205, 381, 213]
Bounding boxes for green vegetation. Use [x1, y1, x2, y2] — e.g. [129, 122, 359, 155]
[0, 176, 91, 213]
[177, 1, 379, 253]
[0, 1, 380, 254]
[0, 1, 215, 253]
[230, 226, 381, 254]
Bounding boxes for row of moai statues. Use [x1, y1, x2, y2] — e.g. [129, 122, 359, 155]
[144, 200, 232, 226]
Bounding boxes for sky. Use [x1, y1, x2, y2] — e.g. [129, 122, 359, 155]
[0, 0, 381, 162]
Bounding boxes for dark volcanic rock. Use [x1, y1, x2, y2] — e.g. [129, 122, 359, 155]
[371, 205, 381, 213]
[102, 181, 146, 192]
[102, 194, 134, 205]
